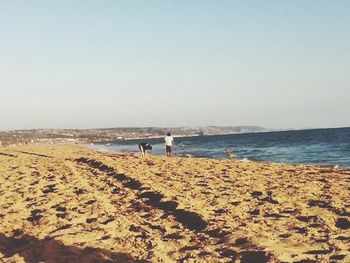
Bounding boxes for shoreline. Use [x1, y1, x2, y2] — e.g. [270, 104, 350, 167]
[86, 142, 350, 170]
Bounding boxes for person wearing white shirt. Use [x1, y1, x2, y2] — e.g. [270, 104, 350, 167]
[164, 133, 174, 157]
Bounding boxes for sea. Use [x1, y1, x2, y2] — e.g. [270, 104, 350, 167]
[91, 127, 350, 167]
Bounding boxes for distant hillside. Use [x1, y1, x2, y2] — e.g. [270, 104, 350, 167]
[190, 126, 268, 135]
[0, 126, 270, 145]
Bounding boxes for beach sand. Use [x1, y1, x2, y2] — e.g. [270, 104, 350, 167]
[0, 144, 349, 262]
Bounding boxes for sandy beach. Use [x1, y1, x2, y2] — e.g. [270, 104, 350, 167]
[0, 144, 349, 262]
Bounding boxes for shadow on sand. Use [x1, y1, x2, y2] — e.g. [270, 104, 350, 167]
[0, 233, 138, 263]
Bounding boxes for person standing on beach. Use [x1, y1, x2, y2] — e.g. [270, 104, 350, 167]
[165, 133, 174, 157]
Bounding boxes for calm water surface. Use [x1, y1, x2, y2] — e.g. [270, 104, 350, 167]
[92, 127, 350, 167]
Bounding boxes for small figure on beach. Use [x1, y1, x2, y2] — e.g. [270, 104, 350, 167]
[165, 133, 174, 157]
[224, 147, 236, 158]
[138, 143, 152, 157]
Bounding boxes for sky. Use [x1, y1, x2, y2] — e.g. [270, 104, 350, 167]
[0, 0, 349, 130]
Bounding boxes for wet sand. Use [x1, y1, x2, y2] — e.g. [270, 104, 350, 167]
[0, 144, 349, 262]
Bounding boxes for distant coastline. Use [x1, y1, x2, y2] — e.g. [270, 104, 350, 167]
[0, 126, 269, 146]
[0, 126, 349, 146]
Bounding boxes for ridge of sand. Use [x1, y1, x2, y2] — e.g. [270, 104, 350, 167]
[0, 144, 349, 262]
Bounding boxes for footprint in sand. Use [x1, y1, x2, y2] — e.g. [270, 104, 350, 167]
[99, 216, 115, 225]
[335, 218, 350, 229]
[248, 209, 260, 216]
[31, 171, 40, 176]
[295, 215, 318, 223]
[30, 180, 39, 186]
[279, 233, 291, 238]
[84, 199, 96, 205]
[45, 175, 55, 181]
[100, 235, 111, 240]
[251, 191, 263, 197]
[86, 218, 97, 224]
[74, 188, 85, 195]
[52, 205, 67, 219]
[27, 209, 44, 225]
[196, 181, 208, 187]
[164, 232, 185, 241]
[41, 184, 57, 194]
[240, 250, 270, 263]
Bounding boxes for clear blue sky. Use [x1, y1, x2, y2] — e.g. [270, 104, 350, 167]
[1, 0, 349, 130]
